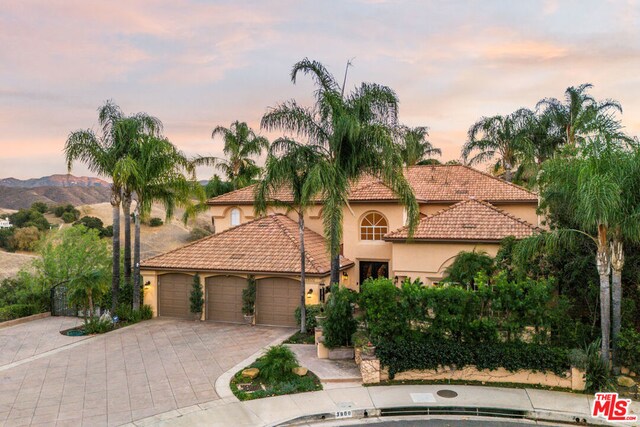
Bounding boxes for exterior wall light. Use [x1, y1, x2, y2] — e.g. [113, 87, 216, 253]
[306, 288, 313, 299]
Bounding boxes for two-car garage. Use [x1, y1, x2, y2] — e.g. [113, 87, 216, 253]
[156, 273, 299, 327]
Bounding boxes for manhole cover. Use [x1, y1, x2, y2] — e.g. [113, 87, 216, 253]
[436, 389, 458, 398]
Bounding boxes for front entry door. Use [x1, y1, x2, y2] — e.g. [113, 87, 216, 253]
[359, 261, 389, 288]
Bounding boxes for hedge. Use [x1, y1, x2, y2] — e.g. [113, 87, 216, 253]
[376, 337, 570, 378]
[0, 304, 39, 322]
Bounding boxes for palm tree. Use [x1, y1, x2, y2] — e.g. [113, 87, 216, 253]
[462, 110, 529, 182]
[123, 135, 203, 310]
[525, 136, 632, 363]
[203, 121, 269, 190]
[399, 126, 441, 166]
[262, 58, 419, 284]
[536, 83, 626, 148]
[254, 140, 324, 333]
[65, 101, 162, 311]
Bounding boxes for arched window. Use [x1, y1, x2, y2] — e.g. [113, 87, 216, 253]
[360, 212, 388, 241]
[230, 208, 241, 226]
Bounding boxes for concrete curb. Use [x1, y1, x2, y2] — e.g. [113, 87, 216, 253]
[0, 311, 51, 329]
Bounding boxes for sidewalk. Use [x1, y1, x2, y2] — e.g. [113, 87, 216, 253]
[127, 383, 640, 426]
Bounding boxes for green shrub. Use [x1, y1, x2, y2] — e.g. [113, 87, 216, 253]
[140, 304, 153, 320]
[61, 212, 76, 223]
[190, 274, 204, 314]
[0, 304, 38, 321]
[242, 276, 256, 316]
[323, 285, 357, 348]
[584, 340, 614, 393]
[11, 226, 40, 251]
[188, 227, 212, 241]
[84, 318, 113, 334]
[375, 337, 570, 378]
[114, 304, 133, 322]
[616, 328, 640, 374]
[9, 208, 50, 231]
[102, 225, 113, 237]
[254, 345, 298, 384]
[442, 250, 495, 289]
[0, 228, 15, 251]
[361, 278, 403, 342]
[149, 217, 163, 227]
[30, 202, 48, 213]
[75, 216, 104, 231]
[294, 304, 324, 331]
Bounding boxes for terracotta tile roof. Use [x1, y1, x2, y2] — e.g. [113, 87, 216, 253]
[206, 165, 537, 205]
[141, 214, 353, 275]
[384, 198, 539, 242]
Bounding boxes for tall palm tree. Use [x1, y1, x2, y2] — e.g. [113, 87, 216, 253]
[536, 83, 626, 148]
[122, 135, 203, 310]
[399, 126, 441, 166]
[262, 58, 419, 284]
[462, 110, 529, 182]
[203, 121, 269, 190]
[65, 101, 161, 311]
[254, 140, 324, 333]
[527, 136, 632, 363]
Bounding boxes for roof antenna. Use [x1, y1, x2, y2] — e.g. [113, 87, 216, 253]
[341, 58, 355, 97]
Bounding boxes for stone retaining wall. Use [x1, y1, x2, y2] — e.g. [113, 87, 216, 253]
[359, 355, 586, 391]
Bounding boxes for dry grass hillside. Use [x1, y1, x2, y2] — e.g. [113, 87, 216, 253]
[77, 202, 213, 260]
[0, 202, 212, 281]
[0, 186, 111, 210]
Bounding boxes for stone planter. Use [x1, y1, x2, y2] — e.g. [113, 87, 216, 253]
[243, 314, 254, 325]
[193, 312, 202, 321]
[328, 346, 355, 360]
[315, 315, 326, 327]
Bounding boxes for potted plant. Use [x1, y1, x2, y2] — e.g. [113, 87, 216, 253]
[189, 274, 204, 321]
[242, 276, 256, 324]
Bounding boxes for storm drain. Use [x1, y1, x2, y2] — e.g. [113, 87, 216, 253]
[380, 406, 527, 419]
[436, 389, 458, 398]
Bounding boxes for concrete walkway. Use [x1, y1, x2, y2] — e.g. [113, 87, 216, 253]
[129, 384, 640, 427]
[288, 344, 361, 383]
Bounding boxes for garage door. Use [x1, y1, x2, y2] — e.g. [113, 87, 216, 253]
[205, 276, 246, 323]
[256, 278, 300, 327]
[158, 273, 192, 319]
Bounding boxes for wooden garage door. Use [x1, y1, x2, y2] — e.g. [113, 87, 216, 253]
[158, 273, 192, 319]
[256, 278, 299, 327]
[205, 276, 246, 323]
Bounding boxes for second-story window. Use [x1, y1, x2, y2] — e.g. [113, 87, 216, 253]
[230, 208, 241, 227]
[360, 211, 388, 241]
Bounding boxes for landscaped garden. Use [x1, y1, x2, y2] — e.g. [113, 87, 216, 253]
[230, 344, 322, 401]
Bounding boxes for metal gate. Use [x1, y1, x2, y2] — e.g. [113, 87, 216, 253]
[50, 284, 77, 316]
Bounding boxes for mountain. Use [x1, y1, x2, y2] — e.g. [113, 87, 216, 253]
[0, 174, 110, 188]
[0, 186, 111, 210]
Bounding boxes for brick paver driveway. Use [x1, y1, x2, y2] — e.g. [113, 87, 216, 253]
[0, 317, 291, 426]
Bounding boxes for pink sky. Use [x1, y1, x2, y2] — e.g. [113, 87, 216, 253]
[1, 0, 639, 180]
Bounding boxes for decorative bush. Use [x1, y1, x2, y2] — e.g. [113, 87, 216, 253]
[360, 277, 403, 342]
[242, 276, 256, 316]
[375, 337, 571, 378]
[189, 274, 204, 314]
[583, 340, 614, 392]
[140, 304, 154, 320]
[442, 250, 495, 289]
[322, 285, 357, 348]
[149, 217, 164, 227]
[254, 345, 299, 384]
[84, 317, 113, 334]
[102, 225, 114, 237]
[616, 328, 640, 374]
[294, 304, 324, 332]
[0, 304, 38, 321]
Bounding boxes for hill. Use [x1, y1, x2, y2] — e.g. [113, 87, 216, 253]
[0, 186, 111, 210]
[0, 174, 109, 188]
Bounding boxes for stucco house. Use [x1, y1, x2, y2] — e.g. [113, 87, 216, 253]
[141, 164, 539, 327]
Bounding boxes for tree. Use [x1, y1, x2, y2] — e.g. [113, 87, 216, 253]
[11, 226, 40, 251]
[523, 136, 635, 363]
[204, 175, 234, 198]
[30, 202, 48, 213]
[189, 274, 204, 318]
[254, 140, 325, 333]
[65, 100, 162, 311]
[443, 250, 495, 290]
[399, 126, 441, 166]
[33, 226, 111, 320]
[121, 134, 202, 309]
[262, 58, 419, 284]
[536, 83, 627, 148]
[462, 110, 530, 182]
[200, 121, 269, 190]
